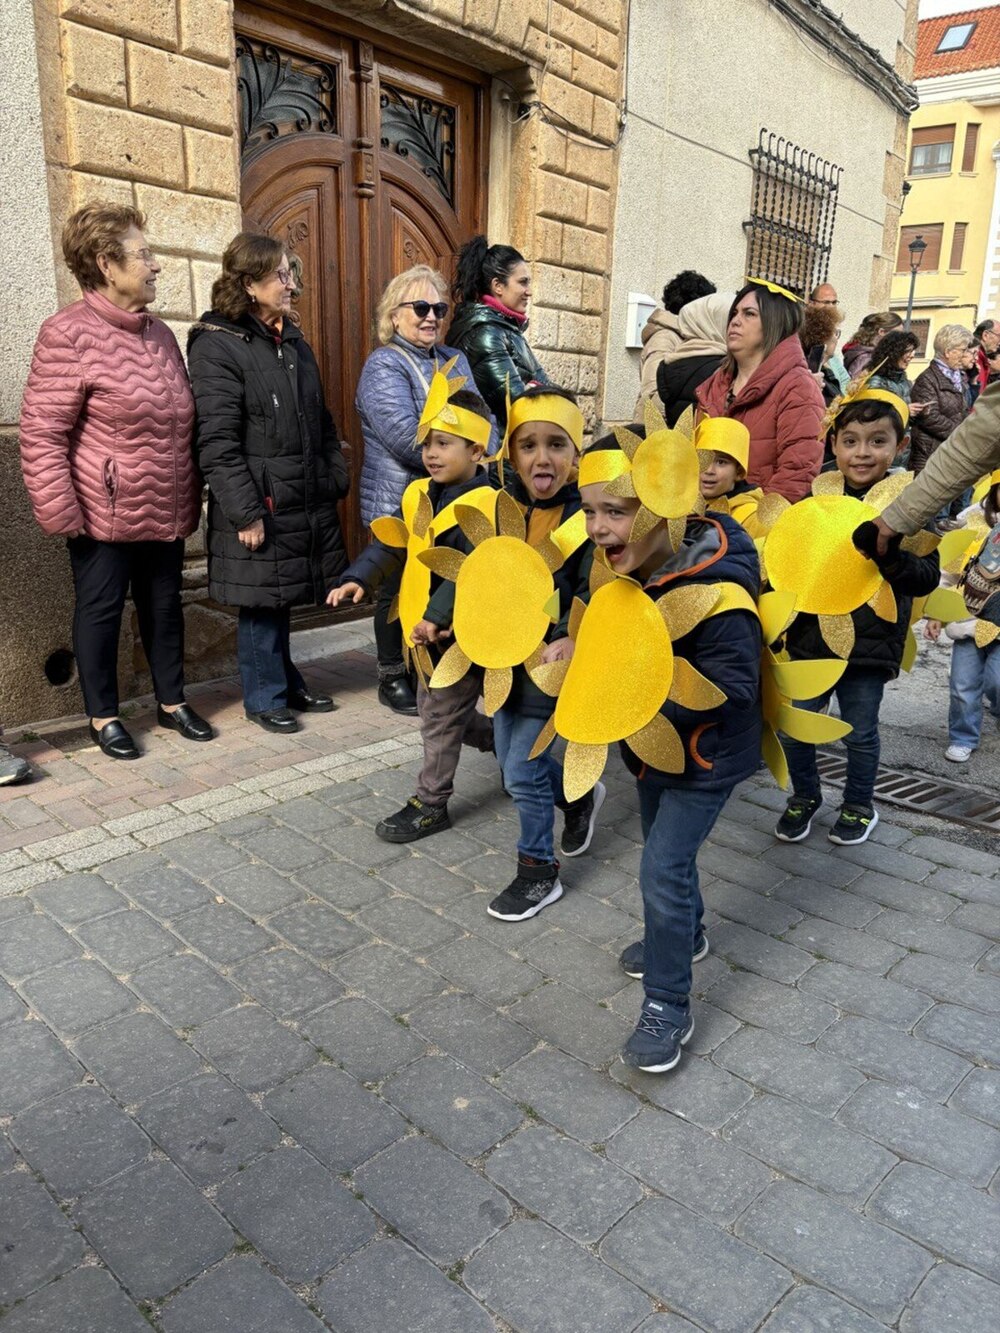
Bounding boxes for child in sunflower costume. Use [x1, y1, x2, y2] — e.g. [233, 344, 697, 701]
[329, 376, 497, 843]
[576, 428, 762, 1071]
[698, 418, 760, 519]
[773, 388, 940, 846]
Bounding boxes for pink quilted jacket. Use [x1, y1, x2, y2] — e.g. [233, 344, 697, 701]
[20, 290, 200, 541]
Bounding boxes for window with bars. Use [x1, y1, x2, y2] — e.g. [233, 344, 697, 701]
[909, 125, 955, 175]
[896, 223, 944, 272]
[910, 319, 930, 358]
[744, 129, 842, 299]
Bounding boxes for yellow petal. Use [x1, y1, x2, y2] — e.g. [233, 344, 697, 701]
[923, 587, 970, 623]
[527, 657, 571, 696]
[755, 493, 791, 533]
[761, 725, 790, 789]
[412, 643, 434, 685]
[542, 590, 560, 622]
[413, 489, 434, 540]
[562, 740, 609, 803]
[370, 516, 410, 548]
[777, 702, 852, 743]
[818, 613, 855, 658]
[975, 619, 1000, 648]
[628, 506, 662, 543]
[418, 548, 466, 582]
[673, 405, 695, 439]
[769, 656, 846, 701]
[496, 489, 526, 540]
[568, 596, 587, 640]
[604, 473, 638, 499]
[528, 715, 557, 760]
[656, 585, 721, 641]
[589, 554, 617, 589]
[900, 530, 940, 557]
[430, 641, 471, 688]
[483, 666, 513, 716]
[667, 517, 688, 553]
[937, 527, 981, 571]
[456, 504, 496, 548]
[759, 590, 798, 643]
[613, 425, 643, 461]
[535, 536, 563, 574]
[864, 471, 914, 513]
[642, 396, 668, 438]
[627, 712, 684, 774]
[868, 580, 898, 624]
[811, 471, 845, 497]
[669, 657, 727, 709]
[901, 627, 918, 673]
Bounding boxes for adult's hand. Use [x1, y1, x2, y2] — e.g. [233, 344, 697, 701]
[238, 518, 265, 551]
[541, 636, 574, 663]
[64, 527, 85, 539]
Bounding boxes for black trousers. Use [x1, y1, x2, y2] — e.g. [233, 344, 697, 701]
[373, 566, 406, 680]
[68, 536, 185, 717]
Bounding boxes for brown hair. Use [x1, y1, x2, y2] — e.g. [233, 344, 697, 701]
[799, 303, 842, 351]
[722, 282, 803, 375]
[211, 232, 285, 321]
[848, 311, 902, 347]
[62, 201, 147, 292]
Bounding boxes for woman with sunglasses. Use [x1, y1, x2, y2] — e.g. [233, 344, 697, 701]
[188, 232, 349, 733]
[356, 265, 498, 715]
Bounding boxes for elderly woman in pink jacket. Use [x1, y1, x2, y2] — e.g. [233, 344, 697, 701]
[20, 202, 210, 760]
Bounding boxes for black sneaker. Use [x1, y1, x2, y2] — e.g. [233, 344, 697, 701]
[376, 796, 450, 844]
[828, 804, 879, 846]
[560, 780, 606, 857]
[618, 932, 708, 980]
[774, 795, 821, 843]
[487, 857, 563, 921]
[621, 999, 694, 1073]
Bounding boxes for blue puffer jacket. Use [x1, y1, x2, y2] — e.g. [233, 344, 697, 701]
[621, 513, 763, 791]
[355, 337, 499, 526]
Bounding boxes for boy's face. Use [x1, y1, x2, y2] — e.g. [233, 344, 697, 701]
[509, 422, 576, 500]
[421, 429, 483, 485]
[581, 482, 671, 580]
[699, 452, 742, 501]
[832, 415, 901, 490]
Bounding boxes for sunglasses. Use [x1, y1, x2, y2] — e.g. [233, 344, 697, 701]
[397, 300, 449, 320]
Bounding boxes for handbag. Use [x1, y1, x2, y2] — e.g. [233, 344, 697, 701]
[960, 519, 1000, 618]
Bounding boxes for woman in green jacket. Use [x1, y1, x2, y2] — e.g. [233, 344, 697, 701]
[447, 235, 550, 427]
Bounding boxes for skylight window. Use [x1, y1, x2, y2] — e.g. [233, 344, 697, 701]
[936, 22, 976, 53]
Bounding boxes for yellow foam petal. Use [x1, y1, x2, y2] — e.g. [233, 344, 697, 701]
[900, 530, 940, 557]
[811, 471, 844, 497]
[923, 587, 970, 623]
[456, 504, 496, 548]
[613, 425, 643, 460]
[673, 405, 695, 439]
[413, 489, 434, 539]
[864, 471, 913, 513]
[370, 516, 409, 548]
[755, 493, 791, 533]
[777, 702, 852, 743]
[642, 396, 668, 438]
[429, 641, 471, 688]
[542, 590, 560, 623]
[769, 657, 846, 701]
[387, 595, 400, 625]
[868, 579, 898, 624]
[483, 666, 513, 716]
[669, 657, 727, 709]
[901, 627, 918, 673]
[568, 597, 586, 640]
[562, 740, 609, 804]
[528, 715, 557, 760]
[937, 527, 982, 571]
[761, 725, 790, 789]
[589, 554, 616, 590]
[535, 536, 563, 574]
[418, 548, 465, 582]
[759, 589, 797, 644]
[527, 657, 571, 696]
[975, 619, 1000, 648]
[627, 712, 685, 774]
[628, 506, 662, 543]
[604, 473, 638, 499]
[667, 517, 688, 553]
[818, 613, 855, 658]
[656, 585, 722, 641]
[494, 489, 525, 541]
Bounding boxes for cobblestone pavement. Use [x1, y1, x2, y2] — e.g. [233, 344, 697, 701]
[0, 629, 998, 1331]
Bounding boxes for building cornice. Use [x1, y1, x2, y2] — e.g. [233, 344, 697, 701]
[916, 65, 1000, 106]
[766, 0, 918, 114]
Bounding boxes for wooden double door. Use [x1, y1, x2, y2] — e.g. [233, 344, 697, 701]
[236, 2, 490, 558]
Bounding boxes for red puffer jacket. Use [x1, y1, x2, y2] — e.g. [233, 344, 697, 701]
[695, 334, 824, 501]
[20, 290, 199, 541]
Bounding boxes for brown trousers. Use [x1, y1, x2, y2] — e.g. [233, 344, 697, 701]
[415, 673, 494, 805]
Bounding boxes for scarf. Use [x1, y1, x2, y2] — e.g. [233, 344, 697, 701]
[482, 294, 528, 326]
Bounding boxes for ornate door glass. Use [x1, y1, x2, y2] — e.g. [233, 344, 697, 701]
[379, 84, 456, 206]
[236, 36, 339, 166]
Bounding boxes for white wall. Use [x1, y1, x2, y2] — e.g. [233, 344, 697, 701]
[602, 0, 908, 421]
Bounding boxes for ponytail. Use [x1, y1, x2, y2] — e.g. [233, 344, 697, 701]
[454, 234, 526, 303]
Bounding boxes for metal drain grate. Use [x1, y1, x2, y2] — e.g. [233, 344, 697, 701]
[816, 751, 1000, 833]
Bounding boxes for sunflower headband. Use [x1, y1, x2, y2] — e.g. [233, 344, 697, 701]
[415, 357, 492, 449]
[819, 366, 910, 438]
[745, 277, 804, 304]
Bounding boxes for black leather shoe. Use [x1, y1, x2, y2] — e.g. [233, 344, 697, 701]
[287, 689, 336, 713]
[90, 719, 140, 760]
[158, 703, 214, 741]
[378, 677, 418, 716]
[246, 708, 300, 734]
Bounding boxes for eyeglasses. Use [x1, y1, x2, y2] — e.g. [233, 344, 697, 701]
[121, 248, 156, 265]
[396, 300, 449, 320]
[810, 298, 839, 306]
[274, 268, 294, 285]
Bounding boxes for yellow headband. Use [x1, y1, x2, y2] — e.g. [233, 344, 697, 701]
[506, 394, 585, 451]
[416, 360, 492, 449]
[745, 277, 804, 304]
[694, 417, 750, 472]
[579, 448, 630, 487]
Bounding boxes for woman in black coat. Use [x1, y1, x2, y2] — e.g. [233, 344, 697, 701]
[188, 233, 349, 733]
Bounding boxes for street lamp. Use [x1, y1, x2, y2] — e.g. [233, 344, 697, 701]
[905, 234, 927, 331]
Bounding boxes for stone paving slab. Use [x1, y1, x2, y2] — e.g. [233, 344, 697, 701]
[1, 632, 998, 1331]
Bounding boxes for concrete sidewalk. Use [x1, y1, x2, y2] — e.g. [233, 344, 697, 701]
[0, 629, 997, 1332]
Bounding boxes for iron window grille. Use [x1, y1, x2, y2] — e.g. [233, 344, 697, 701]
[744, 130, 842, 299]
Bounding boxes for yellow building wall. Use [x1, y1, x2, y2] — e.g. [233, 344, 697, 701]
[891, 98, 1000, 370]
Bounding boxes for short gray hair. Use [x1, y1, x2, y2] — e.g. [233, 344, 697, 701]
[933, 323, 972, 357]
[376, 265, 448, 344]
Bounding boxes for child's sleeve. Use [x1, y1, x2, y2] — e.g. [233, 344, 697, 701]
[878, 547, 941, 599]
[338, 535, 405, 594]
[554, 544, 594, 640]
[421, 519, 475, 628]
[662, 609, 762, 726]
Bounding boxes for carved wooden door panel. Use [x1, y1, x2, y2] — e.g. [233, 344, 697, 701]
[234, 6, 489, 565]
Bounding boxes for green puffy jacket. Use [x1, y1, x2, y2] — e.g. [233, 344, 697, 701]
[446, 301, 550, 426]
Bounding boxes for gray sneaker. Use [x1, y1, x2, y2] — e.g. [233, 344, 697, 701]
[0, 742, 30, 786]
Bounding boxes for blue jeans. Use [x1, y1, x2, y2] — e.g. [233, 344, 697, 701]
[782, 665, 885, 809]
[493, 707, 565, 862]
[948, 638, 1000, 748]
[237, 606, 306, 714]
[638, 780, 733, 1021]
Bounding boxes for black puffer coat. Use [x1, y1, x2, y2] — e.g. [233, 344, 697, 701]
[446, 301, 550, 426]
[656, 353, 724, 427]
[188, 312, 349, 609]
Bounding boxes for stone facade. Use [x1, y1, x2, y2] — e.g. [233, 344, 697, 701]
[4, 0, 626, 725]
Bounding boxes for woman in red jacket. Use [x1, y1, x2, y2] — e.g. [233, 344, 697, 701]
[20, 202, 210, 760]
[696, 281, 825, 502]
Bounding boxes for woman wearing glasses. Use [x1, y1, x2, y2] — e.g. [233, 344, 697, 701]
[20, 201, 209, 760]
[355, 265, 498, 715]
[188, 232, 349, 733]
